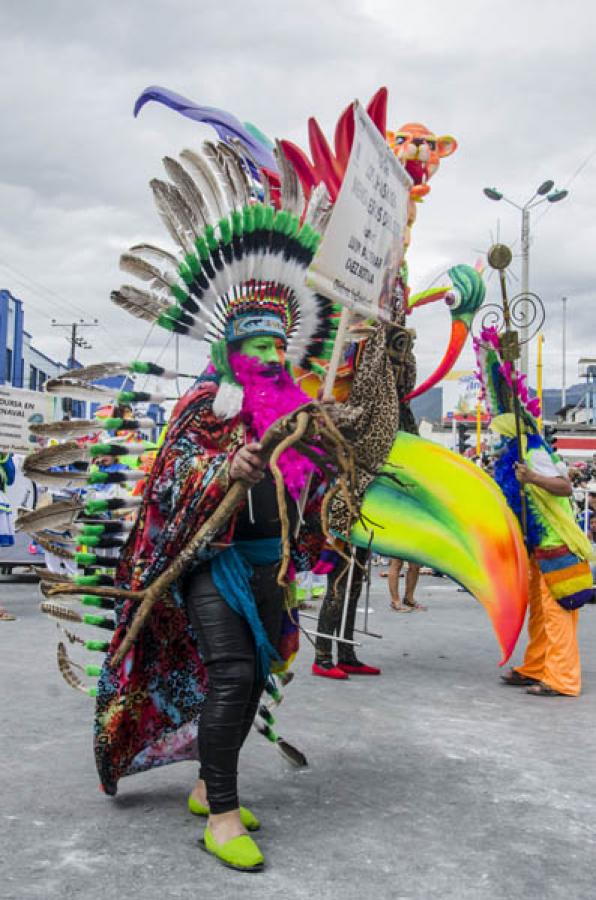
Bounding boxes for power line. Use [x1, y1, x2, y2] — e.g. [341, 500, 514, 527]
[51, 319, 100, 414]
[532, 143, 596, 230]
[0, 257, 93, 321]
[0, 259, 129, 358]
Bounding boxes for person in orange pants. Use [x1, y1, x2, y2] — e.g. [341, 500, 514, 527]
[490, 416, 592, 697]
[509, 559, 581, 696]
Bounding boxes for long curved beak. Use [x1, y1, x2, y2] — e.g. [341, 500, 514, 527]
[404, 318, 468, 402]
[351, 432, 528, 664]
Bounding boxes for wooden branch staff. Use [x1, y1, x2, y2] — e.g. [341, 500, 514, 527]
[47, 403, 355, 669]
[109, 408, 315, 668]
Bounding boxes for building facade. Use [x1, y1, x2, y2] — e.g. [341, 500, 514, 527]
[1, 289, 166, 439]
[0, 289, 67, 389]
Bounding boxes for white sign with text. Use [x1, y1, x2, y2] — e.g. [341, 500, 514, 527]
[307, 101, 412, 320]
[0, 386, 58, 453]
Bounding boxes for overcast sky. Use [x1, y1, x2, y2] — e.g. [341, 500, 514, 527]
[1, 0, 595, 391]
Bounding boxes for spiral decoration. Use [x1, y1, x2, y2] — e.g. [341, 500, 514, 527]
[472, 292, 544, 345]
[508, 292, 545, 343]
[473, 303, 505, 336]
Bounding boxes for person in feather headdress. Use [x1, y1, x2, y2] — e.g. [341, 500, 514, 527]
[94, 144, 342, 873]
[476, 327, 594, 698]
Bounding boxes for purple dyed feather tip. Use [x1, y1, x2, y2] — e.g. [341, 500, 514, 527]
[134, 85, 278, 172]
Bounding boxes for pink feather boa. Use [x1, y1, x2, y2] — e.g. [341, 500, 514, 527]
[229, 353, 317, 500]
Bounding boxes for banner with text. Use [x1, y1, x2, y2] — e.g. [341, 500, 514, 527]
[442, 370, 485, 422]
[307, 100, 412, 320]
[0, 386, 58, 453]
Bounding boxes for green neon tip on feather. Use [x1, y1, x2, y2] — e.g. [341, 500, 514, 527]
[263, 724, 277, 744]
[75, 553, 97, 565]
[273, 210, 287, 232]
[100, 418, 124, 431]
[75, 575, 103, 587]
[264, 206, 275, 230]
[85, 665, 102, 677]
[117, 391, 136, 403]
[287, 214, 300, 237]
[80, 535, 101, 547]
[219, 217, 232, 244]
[259, 706, 275, 725]
[185, 253, 200, 275]
[80, 524, 105, 536]
[164, 305, 184, 322]
[242, 205, 255, 233]
[205, 225, 218, 252]
[297, 223, 313, 246]
[319, 339, 337, 357]
[232, 210, 243, 235]
[85, 640, 109, 652]
[84, 499, 109, 515]
[309, 362, 327, 378]
[178, 263, 193, 285]
[88, 445, 105, 458]
[157, 315, 177, 332]
[253, 204, 265, 230]
[265, 684, 282, 703]
[195, 237, 210, 261]
[170, 284, 189, 304]
[82, 595, 104, 608]
[88, 687, 97, 698]
[130, 361, 150, 374]
[87, 472, 109, 486]
[83, 613, 109, 627]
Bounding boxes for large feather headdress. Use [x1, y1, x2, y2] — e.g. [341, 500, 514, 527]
[113, 138, 339, 417]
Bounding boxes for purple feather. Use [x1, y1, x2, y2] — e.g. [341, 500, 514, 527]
[134, 86, 278, 172]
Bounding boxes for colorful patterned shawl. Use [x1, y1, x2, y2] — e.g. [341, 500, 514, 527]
[94, 374, 324, 795]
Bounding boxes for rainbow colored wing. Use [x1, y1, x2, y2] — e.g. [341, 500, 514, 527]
[351, 433, 528, 664]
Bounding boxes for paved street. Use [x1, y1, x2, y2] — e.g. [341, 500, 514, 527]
[1, 572, 596, 900]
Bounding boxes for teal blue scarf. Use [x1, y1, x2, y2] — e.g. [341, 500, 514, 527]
[211, 538, 282, 680]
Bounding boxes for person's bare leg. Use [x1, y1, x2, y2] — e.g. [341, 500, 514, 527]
[191, 780, 247, 842]
[404, 564, 426, 610]
[389, 559, 409, 611]
[208, 809, 247, 843]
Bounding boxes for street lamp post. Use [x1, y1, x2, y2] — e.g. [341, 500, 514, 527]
[483, 181, 568, 376]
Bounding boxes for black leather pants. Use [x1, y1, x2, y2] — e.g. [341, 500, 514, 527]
[185, 564, 283, 814]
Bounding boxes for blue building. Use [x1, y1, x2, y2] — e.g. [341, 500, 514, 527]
[0, 289, 68, 389]
[1, 289, 166, 439]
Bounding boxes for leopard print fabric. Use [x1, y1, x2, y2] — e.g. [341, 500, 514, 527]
[329, 322, 415, 536]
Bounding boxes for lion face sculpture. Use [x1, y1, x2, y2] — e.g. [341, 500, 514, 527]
[387, 123, 457, 199]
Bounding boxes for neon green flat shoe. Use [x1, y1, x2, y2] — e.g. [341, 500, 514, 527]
[200, 826, 264, 872]
[187, 794, 260, 832]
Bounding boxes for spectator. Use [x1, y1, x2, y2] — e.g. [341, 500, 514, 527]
[386, 558, 425, 611]
[0, 454, 17, 621]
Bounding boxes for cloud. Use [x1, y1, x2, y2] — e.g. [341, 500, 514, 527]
[1, 0, 595, 389]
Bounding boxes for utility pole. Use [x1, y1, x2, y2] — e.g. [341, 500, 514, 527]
[483, 181, 568, 378]
[51, 318, 99, 415]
